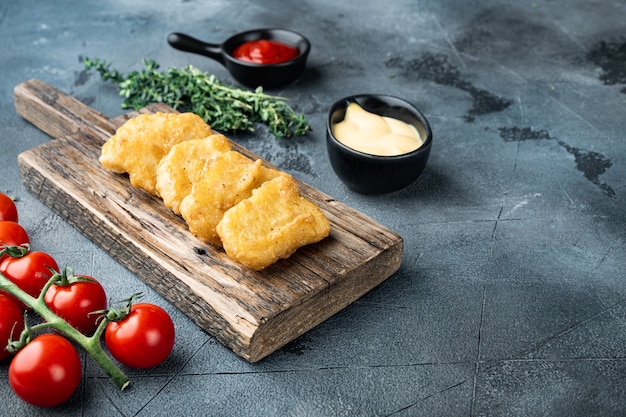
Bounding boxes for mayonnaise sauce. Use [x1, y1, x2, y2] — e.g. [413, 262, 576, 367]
[332, 103, 423, 156]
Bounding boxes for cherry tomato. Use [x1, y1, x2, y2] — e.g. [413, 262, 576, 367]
[0, 250, 58, 308]
[9, 333, 82, 407]
[105, 303, 175, 368]
[0, 221, 29, 262]
[0, 293, 24, 361]
[0, 193, 18, 222]
[44, 275, 107, 335]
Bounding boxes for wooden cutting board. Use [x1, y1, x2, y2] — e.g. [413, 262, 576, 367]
[13, 79, 403, 362]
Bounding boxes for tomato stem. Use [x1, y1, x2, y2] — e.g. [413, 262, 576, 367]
[105, 292, 142, 321]
[0, 272, 130, 391]
[0, 243, 31, 258]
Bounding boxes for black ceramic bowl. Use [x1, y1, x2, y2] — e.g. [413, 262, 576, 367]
[167, 28, 310, 89]
[326, 94, 433, 194]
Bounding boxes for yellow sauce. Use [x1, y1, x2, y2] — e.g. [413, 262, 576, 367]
[332, 103, 423, 156]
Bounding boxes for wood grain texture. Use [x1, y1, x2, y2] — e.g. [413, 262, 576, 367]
[14, 79, 403, 362]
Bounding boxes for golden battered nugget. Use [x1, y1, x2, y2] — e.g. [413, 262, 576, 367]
[179, 151, 283, 246]
[155, 134, 232, 214]
[100, 112, 213, 195]
[216, 175, 330, 270]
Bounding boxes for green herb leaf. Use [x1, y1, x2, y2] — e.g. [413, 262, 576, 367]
[83, 57, 311, 138]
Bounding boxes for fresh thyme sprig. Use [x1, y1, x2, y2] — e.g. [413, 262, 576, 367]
[83, 57, 311, 138]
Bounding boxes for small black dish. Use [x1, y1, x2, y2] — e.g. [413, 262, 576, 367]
[167, 28, 310, 89]
[326, 94, 433, 194]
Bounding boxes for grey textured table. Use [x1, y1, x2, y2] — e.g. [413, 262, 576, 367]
[1, 1, 626, 416]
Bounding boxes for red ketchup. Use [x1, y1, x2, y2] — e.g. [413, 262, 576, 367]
[232, 39, 299, 64]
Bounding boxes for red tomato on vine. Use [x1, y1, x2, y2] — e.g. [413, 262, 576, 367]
[0, 248, 58, 308]
[0, 193, 18, 222]
[9, 333, 82, 407]
[0, 221, 29, 262]
[0, 292, 24, 361]
[45, 271, 107, 335]
[105, 302, 175, 368]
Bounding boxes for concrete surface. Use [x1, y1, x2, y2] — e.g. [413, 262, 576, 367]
[1, 0, 626, 416]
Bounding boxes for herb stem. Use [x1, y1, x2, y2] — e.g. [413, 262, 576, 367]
[83, 57, 311, 138]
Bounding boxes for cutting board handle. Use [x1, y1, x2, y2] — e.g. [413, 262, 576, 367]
[14, 79, 116, 140]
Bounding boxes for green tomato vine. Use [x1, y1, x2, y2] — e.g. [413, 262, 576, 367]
[0, 265, 131, 391]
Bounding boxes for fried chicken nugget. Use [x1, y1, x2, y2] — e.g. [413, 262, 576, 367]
[155, 134, 232, 214]
[100, 112, 213, 195]
[216, 175, 331, 270]
[179, 151, 282, 246]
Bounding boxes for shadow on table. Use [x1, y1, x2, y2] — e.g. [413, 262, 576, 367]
[380, 162, 464, 203]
